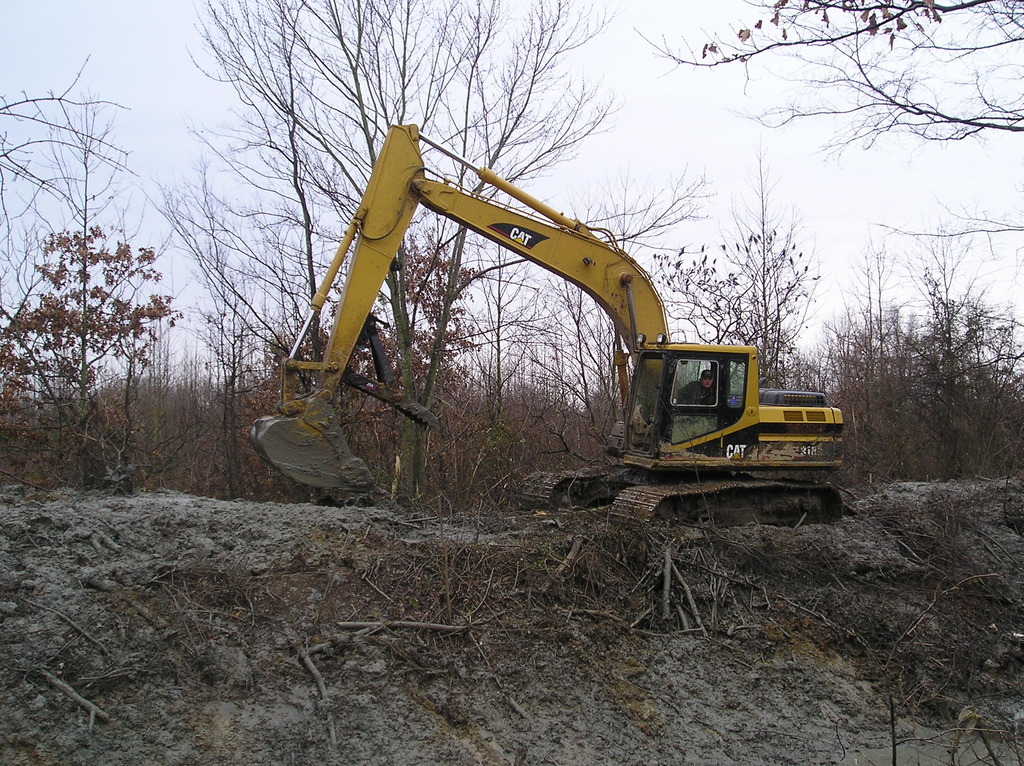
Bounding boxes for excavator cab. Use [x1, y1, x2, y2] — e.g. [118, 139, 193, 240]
[594, 346, 845, 523]
[616, 346, 841, 474]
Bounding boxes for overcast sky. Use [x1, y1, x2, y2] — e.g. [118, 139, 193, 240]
[5, 1, 1021, 335]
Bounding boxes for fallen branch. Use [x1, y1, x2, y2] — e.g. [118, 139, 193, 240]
[671, 563, 707, 637]
[661, 547, 673, 621]
[334, 620, 467, 634]
[41, 670, 110, 728]
[297, 646, 329, 700]
[552, 535, 585, 578]
[23, 598, 109, 656]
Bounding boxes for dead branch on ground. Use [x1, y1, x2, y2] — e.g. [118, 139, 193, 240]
[23, 598, 110, 656]
[40, 670, 111, 728]
[334, 620, 468, 634]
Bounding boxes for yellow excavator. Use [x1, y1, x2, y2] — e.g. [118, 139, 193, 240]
[251, 125, 843, 524]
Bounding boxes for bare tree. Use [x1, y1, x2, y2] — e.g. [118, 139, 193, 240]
[1, 79, 125, 230]
[813, 232, 1024, 481]
[907, 239, 1024, 475]
[813, 242, 914, 479]
[463, 254, 540, 420]
[653, 150, 819, 384]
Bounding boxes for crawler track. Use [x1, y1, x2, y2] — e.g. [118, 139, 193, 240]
[610, 478, 843, 525]
[519, 467, 639, 509]
[520, 469, 843, 527]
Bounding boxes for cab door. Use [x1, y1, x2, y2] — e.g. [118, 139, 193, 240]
[624, 352, 664, 455]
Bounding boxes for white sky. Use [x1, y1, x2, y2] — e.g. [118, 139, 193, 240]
[4, 1, 1021, 337]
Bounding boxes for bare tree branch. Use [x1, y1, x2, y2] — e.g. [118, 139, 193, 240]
[659, 1, 1024, 147]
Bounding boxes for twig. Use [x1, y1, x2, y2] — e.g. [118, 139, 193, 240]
[370, 634, 431, 668]
[471, 634, 531, 725]
[120, 594, 169, 629]
[553, 535, 585, 578]
[577, 608, 626, 624]
[661, 547, 673, 621]
[388, 516, 426, 528]
[40, 670, 110, 727]
[725, 624, 760, 636]
[334, 620, 467, 634]
[505, 694, 531, 721]
[297, 646, 337, 748]
[894, 538, 926, 565]
[84, 575, 117, 592]
[671, 563, 707, 637]
[710, 575, 720, 631]
[980, 727, 1006, 766]
[630, 607, 652, 628]
[23, 599, 109, 656]
[91, 530, 122, 552]
[885, 575, 999, 667]
[328, 713, 338, 749]
[360, 573, 394, 603]
[0, 466, 45, 489]
[889, 695, 897, 766]
[834, 717, 847, 761]
[774, 593, 869, 655]
[298, 646, 329, 700]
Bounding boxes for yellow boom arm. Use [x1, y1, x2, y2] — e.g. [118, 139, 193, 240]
[311, 124, 668, 401]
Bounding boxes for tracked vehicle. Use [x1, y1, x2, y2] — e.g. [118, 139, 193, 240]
[251, 125, 843, 524]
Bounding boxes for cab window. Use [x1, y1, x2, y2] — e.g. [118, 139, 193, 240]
[628, 355, 663, 449]
[670, 360, 718, 407]
[727, 360, 746, 408]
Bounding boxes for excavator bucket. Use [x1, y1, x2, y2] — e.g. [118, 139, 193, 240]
[250, 398, 377, 491]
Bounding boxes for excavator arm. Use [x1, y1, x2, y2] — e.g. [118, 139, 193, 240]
[251, 124, 670, 490]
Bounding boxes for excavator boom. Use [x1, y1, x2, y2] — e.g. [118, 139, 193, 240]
[251, 125, 671, 490]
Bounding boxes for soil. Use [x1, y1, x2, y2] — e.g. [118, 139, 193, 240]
[1, 478, 1022, 765]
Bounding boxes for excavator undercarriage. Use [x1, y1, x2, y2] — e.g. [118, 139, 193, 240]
[520, 467, 843, 526]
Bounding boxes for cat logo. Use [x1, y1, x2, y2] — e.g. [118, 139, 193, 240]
[488, 222, 549, 250]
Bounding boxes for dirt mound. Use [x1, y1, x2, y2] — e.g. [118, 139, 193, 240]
[1, 480, 1022, 764]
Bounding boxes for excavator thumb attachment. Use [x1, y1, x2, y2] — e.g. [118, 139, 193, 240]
[342, 371, 439, 429]
[250, 397, 378, 491]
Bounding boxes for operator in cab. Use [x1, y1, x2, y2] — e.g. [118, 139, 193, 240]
[679, 368, 716, 406]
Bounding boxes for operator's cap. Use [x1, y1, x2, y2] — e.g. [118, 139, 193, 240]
[700, 369, 713, 380]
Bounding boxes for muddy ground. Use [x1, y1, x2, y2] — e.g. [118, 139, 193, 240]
[1, 478, 1022, 765]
